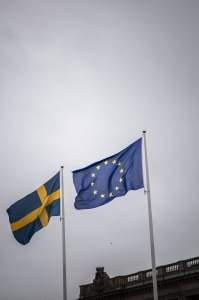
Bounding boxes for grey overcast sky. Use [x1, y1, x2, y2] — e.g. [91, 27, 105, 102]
[1, 0, 199, 299]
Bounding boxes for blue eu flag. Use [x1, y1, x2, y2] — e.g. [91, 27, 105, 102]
[73, 138, 144, 209]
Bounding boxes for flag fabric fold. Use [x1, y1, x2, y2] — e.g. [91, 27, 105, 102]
[7, 172, 60, 245]
[72, 138, 144, 210]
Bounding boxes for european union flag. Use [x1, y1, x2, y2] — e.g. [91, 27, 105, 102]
[73, 138, 144, 209]
[7, 172, 60, 245]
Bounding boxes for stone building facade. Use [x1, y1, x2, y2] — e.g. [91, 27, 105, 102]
[77, 256, 199, 300]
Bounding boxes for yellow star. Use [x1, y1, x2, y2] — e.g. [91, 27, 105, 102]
[96, 165, 100, 170]
[100, 194, 105, 198]
[112, 160, 117, 164]
[119, 178, 123, 183]
[93, 190, 97, 195]
[118, 162, 121, 166]
[119, 168, 124, 173]
[91, 182, 94, 186]
[115, 186, 119, 191]
[109, 192, 113, 197]
[104, 160, 108, 165]
[91, 173, 95, 177]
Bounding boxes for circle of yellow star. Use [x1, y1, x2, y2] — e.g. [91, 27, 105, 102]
[91, 182, 94, 186]
[91, 173, 96, 177]
[93, 190, 97, 195]
[119, 168, 124, 173]
[118, 162, 121, 166]
[112, 160, 117, 164]
[100, 194, 105, 198]
[119, 178, 123, 183]
[115, 186, 119, 191]
[109, 192, 113, 197]
[96, 165, 100, 170]
[104, 160, 108, 165]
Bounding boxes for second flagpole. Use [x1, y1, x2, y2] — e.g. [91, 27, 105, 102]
[142, 132, 158, 300]
[61, 166, 67, 300]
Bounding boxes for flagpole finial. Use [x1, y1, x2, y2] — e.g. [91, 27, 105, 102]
[61, 166, 64, 169]
[142, 130, 146, 134]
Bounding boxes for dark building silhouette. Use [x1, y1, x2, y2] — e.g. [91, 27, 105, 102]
[77, 256, 199, 300]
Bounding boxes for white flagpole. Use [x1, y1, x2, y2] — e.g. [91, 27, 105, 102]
[142, 131, 158, 300]
[61, 166, 67, 300]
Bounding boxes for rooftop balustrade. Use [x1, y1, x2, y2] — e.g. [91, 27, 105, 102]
[79, 256, 199, 298]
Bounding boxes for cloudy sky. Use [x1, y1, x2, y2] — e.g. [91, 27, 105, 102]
[1, 0, 199, 299]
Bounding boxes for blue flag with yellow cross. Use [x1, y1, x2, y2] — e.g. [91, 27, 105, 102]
[73, 138, 144, 209]
[7, 172, 60, 245]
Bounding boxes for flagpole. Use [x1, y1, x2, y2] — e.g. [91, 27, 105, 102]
[142, 131, 158, 300]
[61, 166, 67, 300]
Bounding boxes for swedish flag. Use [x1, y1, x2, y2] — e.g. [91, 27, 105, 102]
[73, 138, 144, 209]
[7, 172, 60, 245]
